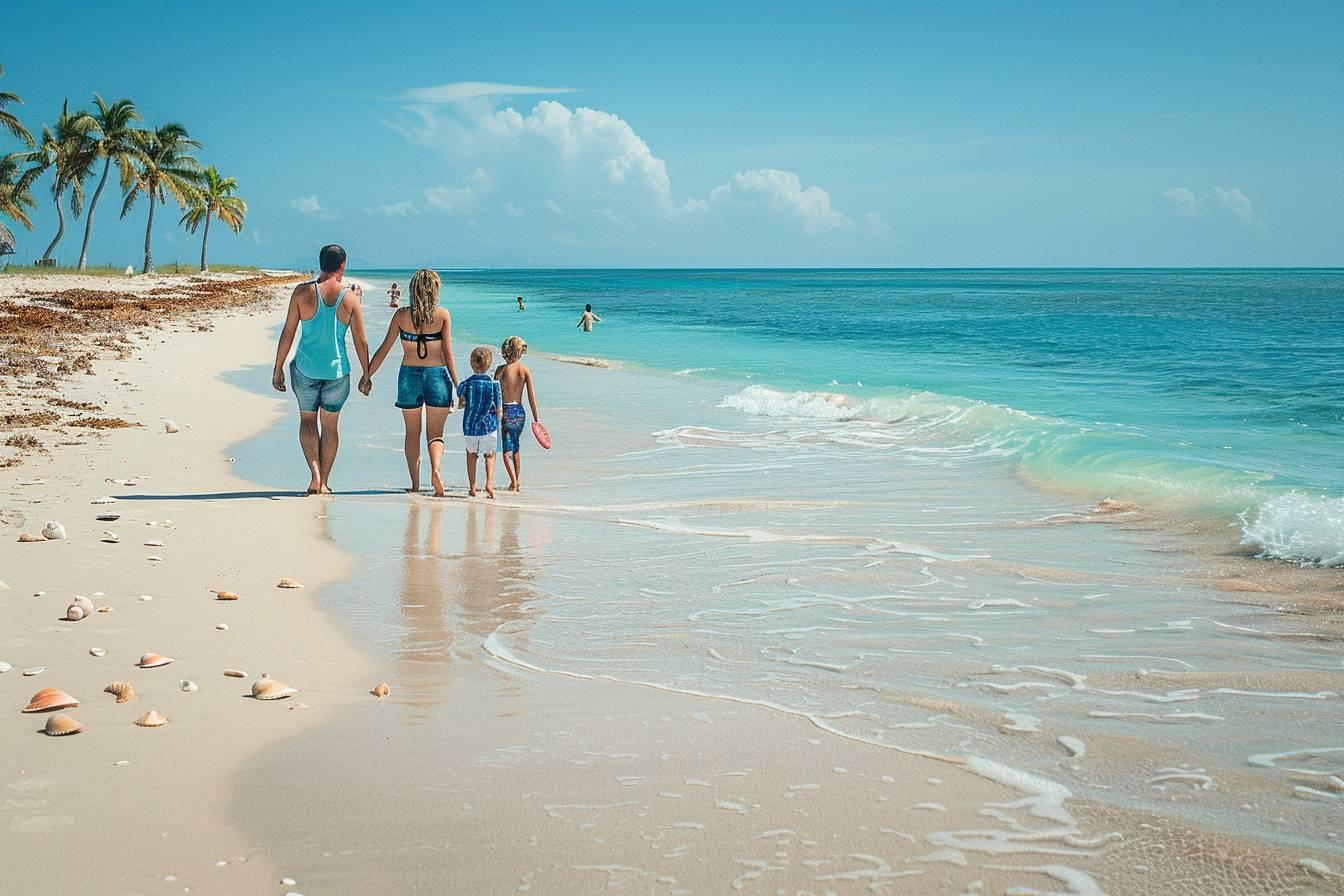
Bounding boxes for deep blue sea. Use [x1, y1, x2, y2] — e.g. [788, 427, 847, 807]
[358, 268, 1344, 565]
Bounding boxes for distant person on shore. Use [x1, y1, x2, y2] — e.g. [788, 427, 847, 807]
[364, 269, 459, 497]
[577, 303, 601, 332]
[272, 244, 371, 495]
[494, 336, 540, 493]
[388, 282, 401, 308]
[517, 295, 525, 312]
[457, 346, 502, 499]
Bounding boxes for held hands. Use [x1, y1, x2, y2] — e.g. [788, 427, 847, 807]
[358, 375, 372, 396]
[272, 368, 286, 393]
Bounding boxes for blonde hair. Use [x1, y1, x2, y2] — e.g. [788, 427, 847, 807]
[501, 336, 527, 362]
[408, 268, 440, 331]
[470, 345, 493, 371]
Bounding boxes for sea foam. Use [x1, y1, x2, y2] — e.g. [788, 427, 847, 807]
[1240, 493, 1344, 567]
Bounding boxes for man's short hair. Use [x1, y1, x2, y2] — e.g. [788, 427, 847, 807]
[319, 244, 347, 273]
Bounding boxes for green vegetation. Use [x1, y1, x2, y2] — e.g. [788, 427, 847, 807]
[0, 61, 251, 270]
[0, 261, 260, 277]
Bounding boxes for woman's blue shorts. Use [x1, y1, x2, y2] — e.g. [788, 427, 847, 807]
[396, 365, 454, 409]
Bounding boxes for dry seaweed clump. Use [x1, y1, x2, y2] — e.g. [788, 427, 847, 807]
[4, 433, 41, 450]
[50, 398, 102, 411]
[0, 410, 59, 428]
[66, 417, 137, 429]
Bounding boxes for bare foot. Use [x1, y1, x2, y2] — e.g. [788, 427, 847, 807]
[305, 478, 322, 496]
[468, 488, 477, 497]
[485, 483, 495, 499]
[320, 486, 334, 495]
[431, 469, 445, 498]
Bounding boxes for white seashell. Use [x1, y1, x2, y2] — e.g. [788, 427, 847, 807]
[216, 624, 229, 631]
[114, 760, 130, 766]
[179, 680, 198, 693]
[139, 594, 153, 601]
[147, 555, 163, 562]
[0, 580, 9, 590]
[164, 421, 179, 434]
[91, 592, 104, 598]
[69, 595, 95, 618]
[89, 648, 106, 657]
[41, 521, 67, 540]
[106, 478, 141, 486]
[66, 604, 87, 621]
[100, 531, 120, 543]
[23, 666, 46, 676]
[0, 662, 11, 673]
[144, 540, 163, 547]
[90, 496, 116, 504]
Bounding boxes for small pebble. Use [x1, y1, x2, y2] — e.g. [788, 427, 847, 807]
[282, 878, 297, 886]
[90, 648, 106, 657]
[114, 760, 129, 766]
[216, 623, 229, 631]
[140, 595, 153, 602]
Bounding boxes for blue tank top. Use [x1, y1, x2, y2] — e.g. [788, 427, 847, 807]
[294, 279, 351, 379]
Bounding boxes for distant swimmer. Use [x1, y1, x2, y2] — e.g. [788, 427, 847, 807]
[577, 303, 601, 333]
[388, 281, 401, 308]
[517, 295, 525, 312]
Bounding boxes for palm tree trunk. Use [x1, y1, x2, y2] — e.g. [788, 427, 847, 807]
[199, 212, 211, 272]
[78, 157, 112, 270]
[41, 186, 66, 262]
[142, 194, 156, 274]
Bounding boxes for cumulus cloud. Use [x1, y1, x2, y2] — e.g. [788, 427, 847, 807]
[1163, 185, 1260, 227]
[384, 93, 888, 249]
[372, 201, 418, 217]
[291, 195, 337, 219]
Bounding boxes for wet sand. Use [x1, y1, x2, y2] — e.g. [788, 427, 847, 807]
[3, 275, 1342, 894]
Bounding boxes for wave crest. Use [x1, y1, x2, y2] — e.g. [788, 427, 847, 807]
[1240, 494, 1344, 567]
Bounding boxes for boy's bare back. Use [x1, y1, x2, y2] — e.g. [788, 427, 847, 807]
[495, 360, 531, 404]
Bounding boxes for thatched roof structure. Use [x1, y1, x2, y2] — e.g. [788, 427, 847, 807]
[0, 222, 14, 257]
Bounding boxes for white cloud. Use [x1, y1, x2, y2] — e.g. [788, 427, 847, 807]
[863, 212, 891, 235]
[502, 202, 525, 219]
[707, 169, 853, 235]
[372, 201, 418, 217]
[1163, 185, 1260, 227]
[403, 82, 576, 104]
[291, 195, 338, 219]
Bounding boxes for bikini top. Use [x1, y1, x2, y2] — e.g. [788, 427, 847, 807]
[399, 317, 444, 360]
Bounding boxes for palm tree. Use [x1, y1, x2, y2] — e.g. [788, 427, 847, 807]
[0, 62, 34, 147]
[121, 123, 202, 273]
[180, 165, 246, 272]
[23, 101, 97, 263]
[77, 95, 141, 269]
[0, 152, 35, 229]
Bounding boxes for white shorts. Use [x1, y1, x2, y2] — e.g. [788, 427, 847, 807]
[464, 433, 496, 456]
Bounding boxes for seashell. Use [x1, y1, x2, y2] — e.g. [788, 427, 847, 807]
[100, 530, 120, 543]
[371, 683, 390, 698]
[24, 688, 79, 712]
[216, 624, 229, 631]
[212, 590, 240, 601]
[71, 595, 95, 616]
[137, 653, 174, 668]
[41, 521, 67, 540]
[43, 714, 84, 736]
[66, 604, 87, 621]
[89, 648, 106, 657]
[163, 421, 179, 434]
[139, 595, 152, 602]
[0, 662, 11, 673]
[23, 666, 46, 676]
[96, 513, 120, 522]
[144, 540, 163, 547]
[276, 578, 304, 590]
[179, 680, 198, 693]
[17, 532, 45, 543]
[104, 681, 135, 703]
[223, 669, 247, 678]
[90, 496, 116, 504]
[147, 555, 163, 562]
[97, 605, 112, 614]
[135, 710, 167, 727]
[106, 477, 141, 486]
[251, 674, 298, 700]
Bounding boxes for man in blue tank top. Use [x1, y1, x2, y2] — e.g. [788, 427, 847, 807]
[271, 244, 372, 495]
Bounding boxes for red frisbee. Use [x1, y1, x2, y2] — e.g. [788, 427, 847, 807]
[532, 421, 552, 450]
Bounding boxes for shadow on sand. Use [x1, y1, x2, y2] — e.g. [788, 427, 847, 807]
[114, 488, 407, 501]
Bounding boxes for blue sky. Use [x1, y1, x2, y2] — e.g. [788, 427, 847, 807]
[4, 1, 1341, 267]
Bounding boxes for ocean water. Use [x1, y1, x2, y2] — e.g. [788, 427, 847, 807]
[363, 267, 1344, 565]
[233, 269, 1344, 877]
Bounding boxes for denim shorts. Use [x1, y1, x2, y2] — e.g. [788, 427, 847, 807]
[290, 361, 350, 413]
[396, 365, 454, 409]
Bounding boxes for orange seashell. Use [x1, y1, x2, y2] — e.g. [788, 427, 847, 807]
[371, 683, 390, 698]
[43, 714, 84, 736]
[17, 532, 45, 543]
[251, 674, 298, 700]
[134, 710, 167, 727]
[104, 681, 135, 703]
[223, 669, 247, 678]
[24, 688, 79, 713]
[212, 590, 240, 601]
[137, 653, 174, 668]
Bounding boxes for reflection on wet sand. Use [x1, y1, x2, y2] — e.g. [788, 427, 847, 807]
[394, 500, 539, 713]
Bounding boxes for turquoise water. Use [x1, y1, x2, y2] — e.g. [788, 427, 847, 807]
[361, 268, 1344, 565]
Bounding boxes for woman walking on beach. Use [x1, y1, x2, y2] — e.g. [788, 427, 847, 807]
[364, 269, 459, 496]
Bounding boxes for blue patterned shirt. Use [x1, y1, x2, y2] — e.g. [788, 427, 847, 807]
[457, 374, 501, 436]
